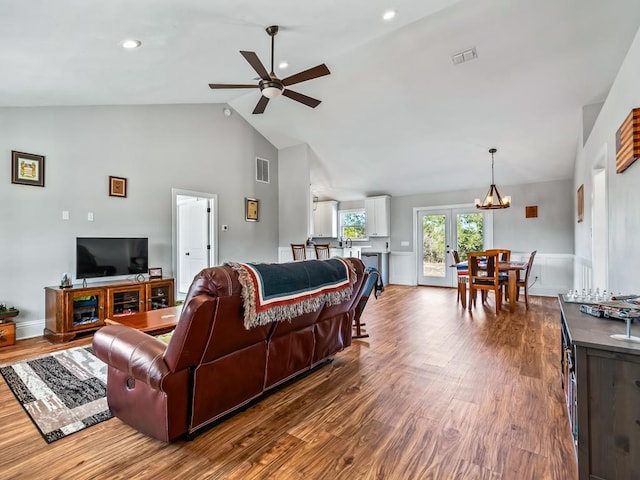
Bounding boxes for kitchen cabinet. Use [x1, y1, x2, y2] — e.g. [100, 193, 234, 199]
[312, 200, 338, 237]
[365, 195, 390, 237]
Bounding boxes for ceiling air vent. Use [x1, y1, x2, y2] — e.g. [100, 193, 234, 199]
[256, 157, 270, 183]
[452, 47, 477, 65]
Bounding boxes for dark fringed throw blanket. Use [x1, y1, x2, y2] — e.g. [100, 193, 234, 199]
[229, 258, 356, 329]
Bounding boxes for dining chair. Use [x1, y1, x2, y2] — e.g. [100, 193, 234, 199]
[291, 244, 307, 261]
[516, 250, 537, 308]
[314, 244, 331, 259]
[451, 250, 468, 307]
[468, 251, 507, 314]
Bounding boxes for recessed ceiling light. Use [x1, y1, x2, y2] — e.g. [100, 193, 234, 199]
[279, 61, 288, 69]
[382, 10, 396, 21]
[121, 39, 142, 49]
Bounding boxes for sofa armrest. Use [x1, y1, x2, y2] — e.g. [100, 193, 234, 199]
[93, 325, 171, 391]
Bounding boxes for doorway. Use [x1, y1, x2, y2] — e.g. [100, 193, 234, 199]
[416, 206, 489, 286]
[172, 189, 218, 298]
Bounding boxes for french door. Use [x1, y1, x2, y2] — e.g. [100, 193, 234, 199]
[417, 207, 487, 286]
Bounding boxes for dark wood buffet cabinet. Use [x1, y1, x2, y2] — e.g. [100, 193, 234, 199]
[45, 277, 174, 342]
[559, 295, 640, 480]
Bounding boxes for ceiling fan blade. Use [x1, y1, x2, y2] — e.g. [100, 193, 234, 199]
[209, 84, 258, 89]
[282, 89, 321, 108]
[252, 95, 270, 114]
[282, 64, 330, 87]
[240, 51, 270, 81]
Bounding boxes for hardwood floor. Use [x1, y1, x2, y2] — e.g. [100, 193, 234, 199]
[0, 286, 577, 479]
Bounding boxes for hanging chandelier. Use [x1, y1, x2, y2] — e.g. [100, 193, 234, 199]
[475, 148, 511, 210]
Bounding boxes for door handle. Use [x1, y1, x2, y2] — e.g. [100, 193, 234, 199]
[185, 252, 190, 256]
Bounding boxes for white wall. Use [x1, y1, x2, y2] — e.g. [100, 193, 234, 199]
[0, 104, 278, 338]
[575, 26, 640, 293]
[387, 179, 573, 293]
[278, 144, 311, 246]
[390, 179, 573, 254]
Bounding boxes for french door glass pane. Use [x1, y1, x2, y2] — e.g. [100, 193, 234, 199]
[422, 214, 446, 277]
[455, 212, 484, 261]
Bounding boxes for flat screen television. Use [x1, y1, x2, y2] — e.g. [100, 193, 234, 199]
[76, 237, 149, 279]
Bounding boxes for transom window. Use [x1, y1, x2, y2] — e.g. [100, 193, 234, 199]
[339, 209, 367, 240]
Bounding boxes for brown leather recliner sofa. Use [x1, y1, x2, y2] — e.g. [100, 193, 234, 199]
[92, 258, 367, 442]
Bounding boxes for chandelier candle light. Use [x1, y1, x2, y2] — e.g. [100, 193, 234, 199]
[475, 148, 511, 209]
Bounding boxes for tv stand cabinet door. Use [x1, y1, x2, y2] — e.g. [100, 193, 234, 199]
[66, 288, 106, 333]
[106, 285, 146, 319]
[146, 279, 174, 310]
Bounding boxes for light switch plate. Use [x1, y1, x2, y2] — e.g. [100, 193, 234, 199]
[62, 211, 69, 220]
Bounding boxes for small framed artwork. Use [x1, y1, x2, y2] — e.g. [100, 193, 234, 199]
[109, 176, 127, 197]
[11, 150, 45, 187]
[577, 184, 584, 223]
[148, 267, 163, 279]
[245, 197, 259, 222]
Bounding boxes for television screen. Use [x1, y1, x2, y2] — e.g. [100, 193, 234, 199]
[76, 237, 149, 279]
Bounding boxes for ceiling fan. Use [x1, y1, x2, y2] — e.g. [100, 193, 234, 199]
[209, 25, 330, 114]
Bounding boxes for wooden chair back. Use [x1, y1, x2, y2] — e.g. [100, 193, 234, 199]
[291, 244, 307, 261]
[467, 251, 505, 314]
[486, 248, 511, 262]
[314, 244, 330, 259]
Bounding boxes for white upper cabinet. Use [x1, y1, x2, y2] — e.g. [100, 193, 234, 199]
[311, 200, 338, 237]
[365, 195, 391, 237]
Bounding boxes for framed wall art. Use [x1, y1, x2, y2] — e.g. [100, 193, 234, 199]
[148, 267, 163, 279]
[577, 184, 584, 223]
[615, 107, 640, 173]
[11, 150, 45, 187]
[109, 176, 127, 197]
[245, 197, 259, 222]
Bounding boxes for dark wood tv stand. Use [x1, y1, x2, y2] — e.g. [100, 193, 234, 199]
[44, 277, 174, 343]
[559, 294, 640, 479]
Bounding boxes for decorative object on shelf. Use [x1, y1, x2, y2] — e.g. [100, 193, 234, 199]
[109, 175, 127, 197]
[577, 184, 584, 223]
[148, 267, 163, 279]
[525, 205, 538, 218]
[11, 150, 45, 187]
[0, 303, 19, 322]
[475, 148, 511, 209]
[245, 197, 259, 221]
[60, 272, 73, 288]
[615, 107, 640, 173]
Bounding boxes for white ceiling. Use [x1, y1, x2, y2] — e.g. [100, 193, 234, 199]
[2, 0, 640, 201]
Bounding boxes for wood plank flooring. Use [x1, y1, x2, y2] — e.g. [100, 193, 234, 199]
[0, 286, 577, 479]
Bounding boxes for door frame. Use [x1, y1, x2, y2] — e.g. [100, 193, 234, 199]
[171, 188, 218, 298]
[591, 144, 608, 289]
[413, 203, 494, 286]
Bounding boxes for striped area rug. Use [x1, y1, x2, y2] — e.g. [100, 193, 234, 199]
[0, 346, 111, 443]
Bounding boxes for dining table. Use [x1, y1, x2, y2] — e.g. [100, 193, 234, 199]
[455, 259, 528, 312]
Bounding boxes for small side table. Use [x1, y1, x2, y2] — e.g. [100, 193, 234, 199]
[0, 320, 16, 347]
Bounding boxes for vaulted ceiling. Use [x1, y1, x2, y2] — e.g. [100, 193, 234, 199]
[2, 0, 640, 200]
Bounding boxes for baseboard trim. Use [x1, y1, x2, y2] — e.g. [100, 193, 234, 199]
[16, 319, 44, 340]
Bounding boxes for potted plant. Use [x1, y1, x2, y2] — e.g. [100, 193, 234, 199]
[0, 303, 19, 323]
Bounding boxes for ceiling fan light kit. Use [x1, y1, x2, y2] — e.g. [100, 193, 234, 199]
[209, 25, 330, 114]
[475, 148, 511, 210]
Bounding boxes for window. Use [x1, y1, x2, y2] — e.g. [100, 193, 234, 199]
[339, 209, 367, 240]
